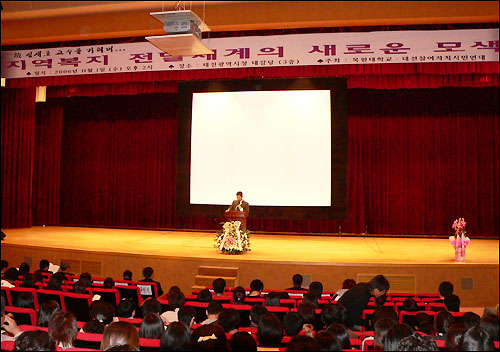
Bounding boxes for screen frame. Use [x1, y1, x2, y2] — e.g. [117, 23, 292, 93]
[176, 77, 348, 220]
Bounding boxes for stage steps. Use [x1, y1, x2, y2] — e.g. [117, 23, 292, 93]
[192, 266, 239, 291]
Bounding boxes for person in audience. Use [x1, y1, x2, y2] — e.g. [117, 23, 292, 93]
[297, 302, 315, 336]
[332, 278, 356, 302]
[191, 322, 228, 351]
[462, 311, 481, 329]
[139, 267, 164, 297]
[283, 312, 304, 337]
[1, 267, 18, 287]
[33, 271, 44, 285]
[142, 298, 162, 317]
[117, 298, 136, 319]
[20, 273, 36, 288]
[480, 312, 499, 341]
[279, 291, 291, 300]
[104, 277, 116, 289]
[74, 280, 88, 294]
[413, 312, 434, 335]
[37, 300, 60, 327]
[302, 291, 319, 308]
[18, 262, 30, 277]
[201, 301, 223, 325]
[444, 293, 461, 312]
[257, 313, 283, 348]
[265, 291, 281, 307]
[434, 310, 455, 338]
[232, 286, 246, 304]
[308, 281, 324, 300]
[338, 274, 390, 330]
[46, 274, 63, 291]
[399, 298, 418, 312]
[101, 321, 140, 351]
[1, 260, 8, 274]
[445, 322, 468, 351]
[59, 261, 72, 276]
[371, 306, 398, 329]
[212, 278, 226, 297]
[326, 323, 352, 350]
[161, 291, 185, 324]
[139, 312, 165, 339]
[320, 303, 346, 328]
[79, 272, 92, 288]
[248, 279, 264, 297]
[373, 318, 396, 350]
[438, 281, 454, 301]
[396, 333, 438, 351]
[83, 319, 106, 334]
[196, 289, 212, 303]
[14, 330, 55, 351]
[383, 323, 413, 351]
[218, 308, 240, 335]
[286, 335, 321, 351]
[286, 274, 308, 291]
[315, 330, 342, 351]
[123, 270, 133, 281]
[249, 304, 268, 328]
[1, 296, 23, 342]
[229, 331, 258, 351]
[178, 306, 196, 329]
[90, 299, 116, 325]
[39, 259, 51, 273]
[48, 310, 78, 349]
[160, 321, 192, 351]
[459, 325, 495, 351]
[15, 292, 35, 309]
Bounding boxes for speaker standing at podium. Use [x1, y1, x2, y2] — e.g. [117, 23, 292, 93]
[228, 191, 250, 213]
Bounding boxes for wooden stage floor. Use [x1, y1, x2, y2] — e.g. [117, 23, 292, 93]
[1, 226, 498, 307]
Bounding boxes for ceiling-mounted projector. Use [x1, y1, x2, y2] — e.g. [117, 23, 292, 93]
[145, 10, 214, 57]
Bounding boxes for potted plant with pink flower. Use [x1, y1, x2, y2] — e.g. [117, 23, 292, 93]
[449, 217, 470, 261]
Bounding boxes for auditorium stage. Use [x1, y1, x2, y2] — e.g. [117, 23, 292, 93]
[1, 226, 498, 308]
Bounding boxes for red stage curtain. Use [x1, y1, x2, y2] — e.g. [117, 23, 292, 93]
[32, 101, 64, 226]
[1, 88, 37, 228]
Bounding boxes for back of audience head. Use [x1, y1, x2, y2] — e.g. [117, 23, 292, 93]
[104, 344, 139, 351]
[400, 298, 418, 312]
[462, 311, 481, 329]
[39, 259, 50, 271]
[438, 281, 454, 298]
[83, 319, 106, 334]
[250, 304, 268, 326]
[123, 269, 133, 281]
[90, 299, 116, 325]
[302, 291, 318, 308]
[233, 286, 246, 303]
[283, 312, 304, 337]
[250, 279, 264, 294]
[191, 322, 228, 351]
[397, 333, 438, 351]
[341, 278, 356, 290]
[321, 303, 345, 327]
[160, 321, 192, 351]
[48, 310, 78, 348]
[480, 313, 499, 341]
[257, 313, 283, 347]
[196, 289, 212, 303]
[368, 275, 390, 297]
[60, 261, 70, 273]
[139, 312, 165, 339]
[37, 300, 60, 327]
[292, 274, 303, 287]
[286, 335, 321, 351]
[445, 322, 468, 351]
[104, 277, 115, 289]
[168, 285, 181, 295]
[101, 321, 140, 351]
[444, 294, 461, 312]
[315, 330, 342, 351]
[383, 323, 413, 351]
[142, 266, 154, 279]
[80, 272, 92, 288]
[178, 306, 196, 328]
[74, 280, 88, 294]
[326, 323, 351, 350]
[16, 292, 35, 309]
[413, 312, 434, 335]
[14, 330, 55, 351]
[212, 278, 226, 295]
[459, 325, 495, 351]
[3, 267, 19, 283]
[142, 298, 162, 316]
[229, 331, 258, 351]
[206, 300, 223, 318]
[374, 318, 395, 350]
[265, 291, 281, 307]
[297, 302, 315, 325]
[372, 306, 398, 327]
[308, 281, 323, 300]
[18, 262, 30, 277]
[117, 298, 136, 318]
[21, 273, 36, 288]
[168, 291, 185, 310]
[46, 274, 63, 290]
[218, 308, 240, 333]
[434, 309, 455, 336]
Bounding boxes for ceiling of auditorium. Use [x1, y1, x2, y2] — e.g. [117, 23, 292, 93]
[1, 1, 498, 46]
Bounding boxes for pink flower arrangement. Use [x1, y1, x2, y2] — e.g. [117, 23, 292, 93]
[449, 217, 470, 261]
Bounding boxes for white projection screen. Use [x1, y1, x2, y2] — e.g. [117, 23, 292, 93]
[190, 90, 331, 207]
[177, 78, 348, 220]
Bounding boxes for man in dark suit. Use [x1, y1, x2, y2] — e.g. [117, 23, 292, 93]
[139, 266, 164, 298]
[229, 191, 250, 213]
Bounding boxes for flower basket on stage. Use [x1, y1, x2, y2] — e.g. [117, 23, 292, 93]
[215, 221, 251, 255]
[449, 218, 470, 262]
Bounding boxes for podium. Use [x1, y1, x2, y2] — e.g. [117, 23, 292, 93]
[225, 211, 249, 230]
